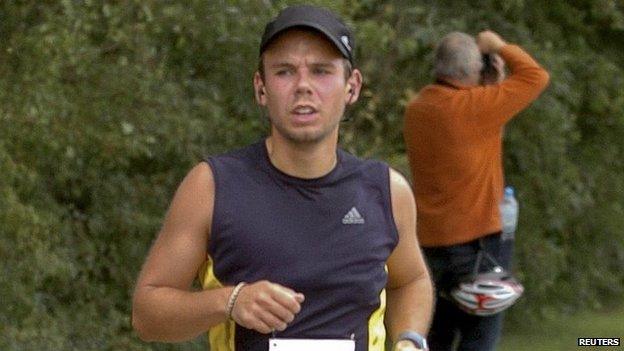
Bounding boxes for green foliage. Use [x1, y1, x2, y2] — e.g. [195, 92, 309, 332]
[1, 0, 623, 349]
[501, 305, 624, 350]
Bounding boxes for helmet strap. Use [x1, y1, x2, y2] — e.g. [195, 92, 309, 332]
[471, 238, 505, 277]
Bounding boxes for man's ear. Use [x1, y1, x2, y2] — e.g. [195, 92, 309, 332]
[253, 72, 267, 106]
[345, 69, 363, 106]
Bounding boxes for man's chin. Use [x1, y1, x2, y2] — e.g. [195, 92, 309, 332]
[286, 132, 325, 144]
[277, 129, 329, 144]
[270, 121, 339, 145]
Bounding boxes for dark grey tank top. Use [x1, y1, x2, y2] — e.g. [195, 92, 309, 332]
[205, 140, 398, 351]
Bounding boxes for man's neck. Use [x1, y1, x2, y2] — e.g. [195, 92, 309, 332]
[265, 135, 338, 179]
[437, 76, 479, 88]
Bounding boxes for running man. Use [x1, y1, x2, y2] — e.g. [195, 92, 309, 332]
[132, 5, 433, 351]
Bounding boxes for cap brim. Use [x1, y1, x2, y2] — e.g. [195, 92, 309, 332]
[261, 21, 351, 62]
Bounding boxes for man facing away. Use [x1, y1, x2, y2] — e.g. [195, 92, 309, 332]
[132, 5, 433, 351]
[403, 31, 549, 351]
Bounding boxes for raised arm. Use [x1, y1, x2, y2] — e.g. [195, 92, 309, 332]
[471, 30, 550, 128]
[385, 168, 434, 350]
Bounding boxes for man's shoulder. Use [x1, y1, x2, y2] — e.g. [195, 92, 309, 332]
[336, 148, 393, 188]
[202, 141, 266, 182]
[405, 84, 452, 116]
[338, 147, 388, 169]
[410, 84, 438, 99]
[204, 141, 263, 165]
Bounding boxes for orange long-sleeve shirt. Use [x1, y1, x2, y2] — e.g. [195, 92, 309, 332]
[404, 44, 550, 247]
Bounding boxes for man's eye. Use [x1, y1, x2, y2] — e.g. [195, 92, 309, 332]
[313, 68, 331, 75]
[276, 69, 293, 76]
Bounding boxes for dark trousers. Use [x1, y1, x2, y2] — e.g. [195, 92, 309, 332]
[423, 232, 514, 351]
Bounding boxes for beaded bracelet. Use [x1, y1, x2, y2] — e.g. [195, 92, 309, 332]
[226, 282, 247, 320]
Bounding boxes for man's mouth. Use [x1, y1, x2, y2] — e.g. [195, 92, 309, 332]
[292, 105, 317, 115]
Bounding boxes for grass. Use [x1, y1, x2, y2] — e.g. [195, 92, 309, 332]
[499, 307, 624, 350]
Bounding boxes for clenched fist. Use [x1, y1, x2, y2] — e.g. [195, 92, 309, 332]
[230, 280, 305, 334]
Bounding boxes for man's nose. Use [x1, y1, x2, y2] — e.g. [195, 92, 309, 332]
[295, 70, 313, 96]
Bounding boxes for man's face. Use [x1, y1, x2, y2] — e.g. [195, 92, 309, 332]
[254, 29, 361, 144]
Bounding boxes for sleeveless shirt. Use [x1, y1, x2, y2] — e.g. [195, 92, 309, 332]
[199, 140, 399, 351]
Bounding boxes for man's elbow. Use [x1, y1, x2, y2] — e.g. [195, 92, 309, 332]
[132, 294, 166, 342]
[132, 308, 156, 342]
[132, 304, 199, 343]
[537, 69, 550, 90]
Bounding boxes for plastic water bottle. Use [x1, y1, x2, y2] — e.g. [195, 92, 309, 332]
[500, 186, 518, 240]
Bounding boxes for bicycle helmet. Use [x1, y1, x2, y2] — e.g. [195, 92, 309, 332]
[448, 242, 524, 316]
[450, 266, 524, 316]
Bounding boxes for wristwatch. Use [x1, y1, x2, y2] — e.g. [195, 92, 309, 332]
[397, 331, 429, 350]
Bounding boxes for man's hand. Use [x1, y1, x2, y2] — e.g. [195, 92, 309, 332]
[394, 339, 425, 351]
[481, 53, 507, 85]
[230, 280, 305, 334]
[476, 30, 507, 54]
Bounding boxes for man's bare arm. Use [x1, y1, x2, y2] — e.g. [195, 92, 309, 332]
[472, 30, 550, 128]
[131, 162, 233, 341]
[385, 168, 434, 350]
[132, 162, 303, 342]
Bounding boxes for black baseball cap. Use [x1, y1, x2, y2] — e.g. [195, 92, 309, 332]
[259, 5, 355, 64]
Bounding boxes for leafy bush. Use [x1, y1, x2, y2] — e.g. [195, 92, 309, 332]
[1, 0, 622, 349]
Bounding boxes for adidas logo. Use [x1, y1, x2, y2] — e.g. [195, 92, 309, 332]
[342, 207, 365, 224]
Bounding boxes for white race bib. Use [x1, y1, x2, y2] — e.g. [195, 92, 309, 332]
[269, 338, 355, 351]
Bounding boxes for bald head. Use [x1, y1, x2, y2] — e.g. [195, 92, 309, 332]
[434, 32, 483, 83]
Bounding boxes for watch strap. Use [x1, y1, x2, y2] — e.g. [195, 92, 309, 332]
[397, 330, 428, 350]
